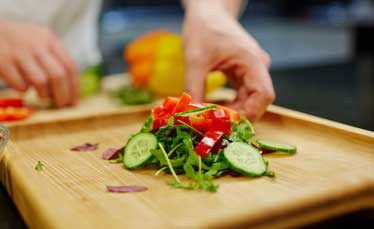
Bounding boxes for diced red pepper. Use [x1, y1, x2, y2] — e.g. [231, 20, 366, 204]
[186, 102, 204, 110]
[194, 130, 223, 158]
[189, 115, 205, 131]
[152, 118, 169, 130]
[211, 119, 231, 135]
[211, 138, 226, 154]
[0, 98, 24, 107]
[219, 106, 240, 122]
[202, 103, 240, 122]
[172, 92, 192, 114]
[0, 107, 32, 121]
[163, 96, 178, 110]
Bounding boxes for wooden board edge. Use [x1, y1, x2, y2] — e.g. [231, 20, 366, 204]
[267, 105, 374, 140]
[209, 182, 374, 229]
[4, 104, 155, 129]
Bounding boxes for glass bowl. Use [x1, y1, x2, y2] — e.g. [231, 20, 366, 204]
[0, 125, 10, 157]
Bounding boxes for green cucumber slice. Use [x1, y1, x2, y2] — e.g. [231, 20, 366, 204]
[123, 133, 158, 169]
[256, 140, 297, 153]
[223, 142, 266, 176]
[174, 105, 217, 117]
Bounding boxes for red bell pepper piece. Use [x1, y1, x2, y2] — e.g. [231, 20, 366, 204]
[152, 117, 169, 130]
[0, 98, 24, 107]
[0, 107, 32, 121]
[194, 130, 223, 158]
[172, 92, 192, 114]
[163, 96, 178, 111]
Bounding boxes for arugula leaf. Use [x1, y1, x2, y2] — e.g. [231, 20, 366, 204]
[229, 116, 255, 142]
[140, 115, 153, 133]
[205, 162, 229, 177]
[151, 149, 167, 165]
[167, 116, 174, 126]
[159, 143, 181, 183]
[35, 161, 43, 172]
[109, 153, 124, 164]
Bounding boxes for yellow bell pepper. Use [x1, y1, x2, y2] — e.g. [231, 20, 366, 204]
[124, 30, 227, 96]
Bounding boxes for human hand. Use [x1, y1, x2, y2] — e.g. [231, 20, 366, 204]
[0, 21, 79, 107]
[183, 0, 275, 121]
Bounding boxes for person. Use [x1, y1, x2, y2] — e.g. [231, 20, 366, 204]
[0, 0, 274, 121]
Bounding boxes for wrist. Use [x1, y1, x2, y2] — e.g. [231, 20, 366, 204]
[183, 0, 243, 18]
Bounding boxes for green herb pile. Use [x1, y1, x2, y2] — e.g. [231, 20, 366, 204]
[122, 115, 277, 192]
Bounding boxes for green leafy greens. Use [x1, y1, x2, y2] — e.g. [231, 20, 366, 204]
[113, 86, 154, 105]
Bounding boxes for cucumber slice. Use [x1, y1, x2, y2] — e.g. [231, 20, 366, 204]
[174, 105, 217, 117]
[123, 133, 158, 169]
[223, 142, 266, 176]
[256, 140, 297, 154]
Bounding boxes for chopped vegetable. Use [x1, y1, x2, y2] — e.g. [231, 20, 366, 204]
[0, 107, 32, 121]
[102, 148, 123, 160]
[70, 143, 99, 151]
[35, 161, 43, 172]
[113, 92, 296, 192]
[107, 185, 148, 193]
[256, 140, 297, 154]
[123, 133, 157, 169]
[194, 130, 223, 158]
[0, 98, 23, 107]
[224, 142, 266, 176]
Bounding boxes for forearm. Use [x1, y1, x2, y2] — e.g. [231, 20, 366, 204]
[183, 0, 244, 19]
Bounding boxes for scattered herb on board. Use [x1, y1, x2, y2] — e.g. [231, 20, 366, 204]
[35, 161, 43, 172]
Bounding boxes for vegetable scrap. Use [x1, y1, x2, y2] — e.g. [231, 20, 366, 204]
[0, 98, 32, 122]
[70, 143, 99, 151]
[102, 148, 120, 160]
[106, 185, 148, 193]
[35, 161, 43, 172]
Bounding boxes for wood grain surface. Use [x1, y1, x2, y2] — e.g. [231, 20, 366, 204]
[1, 105, 373, 229]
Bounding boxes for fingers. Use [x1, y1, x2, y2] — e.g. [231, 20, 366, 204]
[50, 42, 80, 105]
[0, 60, 28, 91]
[36, 51, 70, 107]
[225, 55, 275, 122]
[16, 54, 49, 98]
[241, 60, 275, 121]
[184, 50, 210, 102]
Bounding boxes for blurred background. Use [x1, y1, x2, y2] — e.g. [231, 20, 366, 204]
[99, 0, 374, 131]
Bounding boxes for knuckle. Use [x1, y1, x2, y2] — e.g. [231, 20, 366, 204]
[264, 89, 275, 103]
[262, 51, 271, 67]
[33, 77, 48, 88]
[49, 72, 64, 82]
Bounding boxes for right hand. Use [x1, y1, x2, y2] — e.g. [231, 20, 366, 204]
[182, 1, 275, 121]
[0, 21, 79, 107]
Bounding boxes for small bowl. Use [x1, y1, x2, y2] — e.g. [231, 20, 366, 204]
[0, 125, 10, 157]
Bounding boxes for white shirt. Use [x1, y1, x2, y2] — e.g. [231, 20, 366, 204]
[0, 0, 102, 69]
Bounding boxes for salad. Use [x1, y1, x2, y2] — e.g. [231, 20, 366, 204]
[120, 92, 296, 192]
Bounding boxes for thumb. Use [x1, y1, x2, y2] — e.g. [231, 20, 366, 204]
[184, 59, 209, 102]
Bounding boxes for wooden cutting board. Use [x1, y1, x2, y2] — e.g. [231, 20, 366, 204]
[1, 74, 234, 127]
[1, 103, 373, 229]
